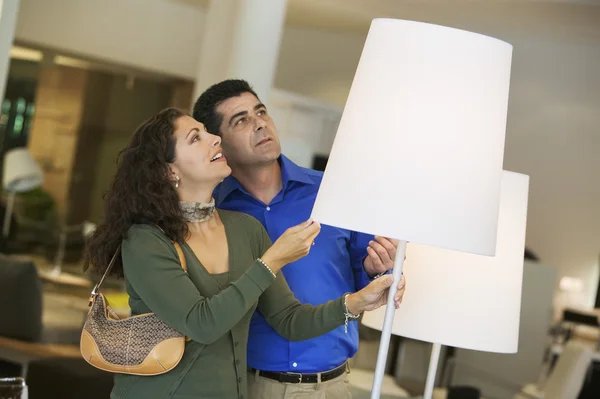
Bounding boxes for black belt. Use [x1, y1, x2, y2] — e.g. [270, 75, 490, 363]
[248, 362, 347, 384]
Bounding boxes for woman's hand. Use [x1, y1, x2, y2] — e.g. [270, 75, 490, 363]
[261, 219, 321, 273]
[345, 274, 406, 315]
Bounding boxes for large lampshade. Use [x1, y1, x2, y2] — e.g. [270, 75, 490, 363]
[362, 170, 530, 353]
[311, 19, 513, 256]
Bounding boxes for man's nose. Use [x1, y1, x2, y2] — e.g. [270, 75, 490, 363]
[254, 117, 267, 131]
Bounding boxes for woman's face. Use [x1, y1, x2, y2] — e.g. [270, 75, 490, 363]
[169, 115, 231, 190]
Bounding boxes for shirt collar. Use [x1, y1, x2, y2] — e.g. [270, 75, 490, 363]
[280, 154, 315, 187]
[215, 154, 314, 205]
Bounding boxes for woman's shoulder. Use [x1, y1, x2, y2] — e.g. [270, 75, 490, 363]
[121, 224, 178, 272]
[124, 224, 170, 246]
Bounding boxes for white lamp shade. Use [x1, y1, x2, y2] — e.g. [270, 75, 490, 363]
[362, 171, 529, 353]
[3, 148, 44, 192]
[310, 19, 513, 256]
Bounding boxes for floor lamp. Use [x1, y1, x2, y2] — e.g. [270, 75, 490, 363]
[310, 19, 513, 399]
[2, 147, 44, 238]
[362, 171, 529, 398]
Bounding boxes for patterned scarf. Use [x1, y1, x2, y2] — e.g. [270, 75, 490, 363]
[179, 198, 216, 223]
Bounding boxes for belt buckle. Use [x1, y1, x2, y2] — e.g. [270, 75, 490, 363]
[286, 372, 303, 383]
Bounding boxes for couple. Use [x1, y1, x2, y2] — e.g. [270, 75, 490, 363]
[85, 80, 405, 399]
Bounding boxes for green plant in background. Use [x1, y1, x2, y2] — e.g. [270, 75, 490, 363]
[15, 187, 59, 227]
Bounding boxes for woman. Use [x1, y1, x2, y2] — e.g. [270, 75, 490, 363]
[85, 108, 405, 399]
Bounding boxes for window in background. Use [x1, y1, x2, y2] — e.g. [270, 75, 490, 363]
[0, 59, 40, 156]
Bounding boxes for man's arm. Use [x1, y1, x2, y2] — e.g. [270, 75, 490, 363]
[348, 232, 399, 290]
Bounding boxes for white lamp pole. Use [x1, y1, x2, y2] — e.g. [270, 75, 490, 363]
[370, 240, 407, 394]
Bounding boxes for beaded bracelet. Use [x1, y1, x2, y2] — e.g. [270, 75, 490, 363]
[257, 258, 277, 279]
[343, 294, 361, 333]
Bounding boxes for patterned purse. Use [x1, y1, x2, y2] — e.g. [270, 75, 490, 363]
[80, 243, 187, 376]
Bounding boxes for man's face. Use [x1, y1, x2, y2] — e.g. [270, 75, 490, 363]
[215, 92, 281, 168]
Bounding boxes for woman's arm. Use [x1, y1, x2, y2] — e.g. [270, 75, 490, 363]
[122, 225, 275, 345]
[258, 272, 347, 341]
[247, 217, 346, 341]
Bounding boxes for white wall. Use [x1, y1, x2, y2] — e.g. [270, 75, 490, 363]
[274, 27, 367, 105]
[269, 89, 343, 159]
[275, 26, 600, 306]
[15, 0, 204, 79]
[503, 36, 600, 305]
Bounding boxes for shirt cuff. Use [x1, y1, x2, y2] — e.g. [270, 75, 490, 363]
[369, 271, 390, 280]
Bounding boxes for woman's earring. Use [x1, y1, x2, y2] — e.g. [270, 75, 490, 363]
[175, 175, 180, 189]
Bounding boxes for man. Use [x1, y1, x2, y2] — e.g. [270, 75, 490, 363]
[193, 79, 400, 398]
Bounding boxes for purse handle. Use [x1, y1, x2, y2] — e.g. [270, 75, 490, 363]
[89, 242, 187, 305]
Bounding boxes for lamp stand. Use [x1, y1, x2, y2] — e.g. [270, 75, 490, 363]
[370, 239, 408, 399]
[2, 190, 16, 238]
[424, 342, 442, 399]
[50, 229, 67, 276]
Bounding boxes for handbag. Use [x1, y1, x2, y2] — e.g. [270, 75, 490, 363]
[80, 242, 188, 376]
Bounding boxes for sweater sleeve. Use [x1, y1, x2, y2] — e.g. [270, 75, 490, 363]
[122, 225, 276, 345]
[247, 217, 347, 342]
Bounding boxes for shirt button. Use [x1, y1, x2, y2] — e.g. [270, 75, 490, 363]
[238, 377, 242, 383]
[236, 359, 240, 365]
[266, 206, 271, 211]
[292, 362, 298, 368]
[234, 341, 239, 347]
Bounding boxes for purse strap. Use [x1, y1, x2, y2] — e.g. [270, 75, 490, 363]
[89, 241, 187, 306]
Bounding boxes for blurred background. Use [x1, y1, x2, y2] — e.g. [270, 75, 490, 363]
[0, 0, 599, 398]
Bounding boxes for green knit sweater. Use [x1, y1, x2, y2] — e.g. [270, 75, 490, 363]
[110, 209, 346, 399]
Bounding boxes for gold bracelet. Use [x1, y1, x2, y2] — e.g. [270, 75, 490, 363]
[257, 258, 276, 279]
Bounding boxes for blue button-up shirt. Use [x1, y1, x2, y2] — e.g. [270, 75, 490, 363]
[214, 155, 374, 373]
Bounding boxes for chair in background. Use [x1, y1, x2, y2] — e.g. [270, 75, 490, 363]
[559, 309, 600, 345]
[514, 341, 593, 399]
[0, 255, 43, 377]
[0, 254, 42, 343]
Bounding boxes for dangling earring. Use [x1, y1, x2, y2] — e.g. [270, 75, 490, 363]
[175, 175, 180, 189]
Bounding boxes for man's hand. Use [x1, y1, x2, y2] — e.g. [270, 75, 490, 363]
[363, 236, 401, 277]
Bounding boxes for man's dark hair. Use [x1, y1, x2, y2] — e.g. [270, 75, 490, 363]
[192, 79, 259, 135]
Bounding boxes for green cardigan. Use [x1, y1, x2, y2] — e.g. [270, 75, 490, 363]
[110, 209, 347, 399]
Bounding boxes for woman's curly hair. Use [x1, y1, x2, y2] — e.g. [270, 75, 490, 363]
[84, 107, 189, 277]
